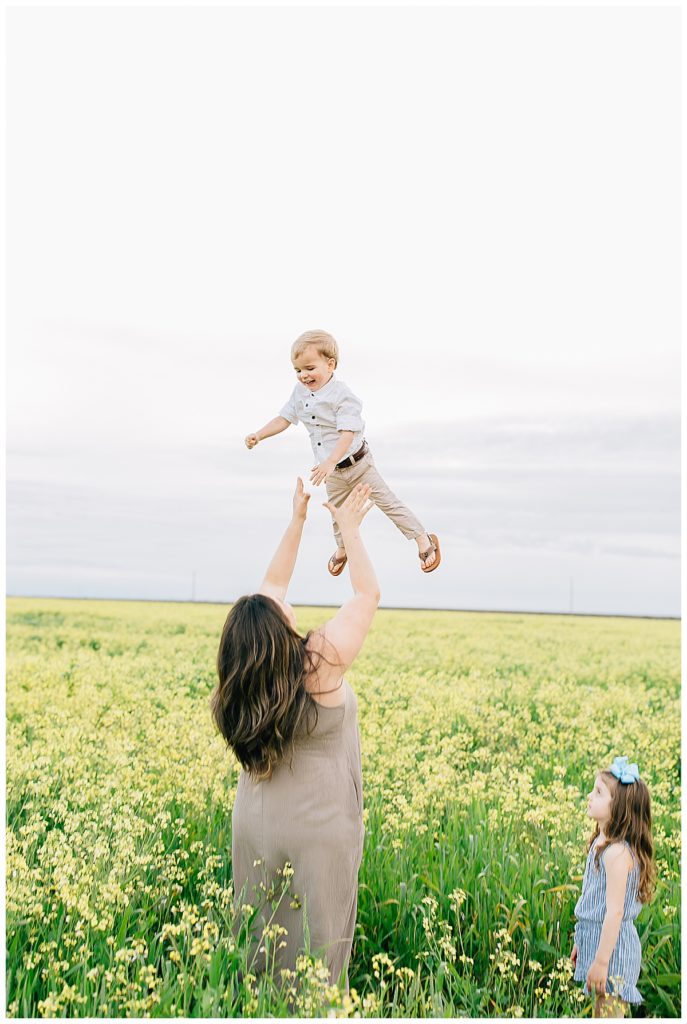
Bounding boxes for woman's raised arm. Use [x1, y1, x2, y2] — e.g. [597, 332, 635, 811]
[258, 478, 310, 603]
[307, 485, 380, 694]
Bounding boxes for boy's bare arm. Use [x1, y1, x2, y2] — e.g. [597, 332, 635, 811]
[310, 430, 354, 485]
[245, 416, 292, 449]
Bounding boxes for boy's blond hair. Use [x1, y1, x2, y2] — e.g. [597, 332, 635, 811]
[291, 330, 339, 368]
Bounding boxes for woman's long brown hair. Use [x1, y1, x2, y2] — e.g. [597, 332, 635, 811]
[588, 770, 656, 903]
[211, 594, 337, 780]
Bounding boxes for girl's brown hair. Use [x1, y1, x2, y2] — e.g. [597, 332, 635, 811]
[211, 594, 336, 780]
[588, 770, 656, 903]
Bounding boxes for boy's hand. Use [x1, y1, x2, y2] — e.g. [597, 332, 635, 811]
[245, 433, 259, 449]
[310, 458, 337, 486]
[571, 943, 578, 967]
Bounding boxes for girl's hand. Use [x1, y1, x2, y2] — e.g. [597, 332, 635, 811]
[571, 943, 578, 968]
[245, 433, 259, 449]
[292, 477, 311, 521]
[586, 957, 608, 996]
[323, 483, 374, 530]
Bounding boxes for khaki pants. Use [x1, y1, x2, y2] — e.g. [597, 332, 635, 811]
[324, 449, 426, 550]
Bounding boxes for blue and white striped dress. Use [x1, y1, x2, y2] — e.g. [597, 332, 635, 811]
[573, 836, 643, 1003]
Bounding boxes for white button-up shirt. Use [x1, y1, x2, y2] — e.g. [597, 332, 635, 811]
[279, 375, 365, 464]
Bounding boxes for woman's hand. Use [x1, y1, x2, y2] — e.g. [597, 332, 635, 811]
[245, 433, 259, 449]
[571, 943, 578, 967]
[292, 478, 311, 521]
[586, 957, 608, 996]
[323, 483, 374, 531]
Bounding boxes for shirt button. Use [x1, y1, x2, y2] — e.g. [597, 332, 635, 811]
[305, 404, 308, 407]
[318, 442, 321, 446]
[311, 416, 315, 420]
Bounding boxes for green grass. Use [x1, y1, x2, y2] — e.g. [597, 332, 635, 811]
[6, 597, 680, 1017]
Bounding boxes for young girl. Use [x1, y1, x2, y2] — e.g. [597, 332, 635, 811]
[571, 757, 655, 1018]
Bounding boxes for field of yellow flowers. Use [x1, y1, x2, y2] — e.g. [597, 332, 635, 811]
[6, 597, 680, 1018]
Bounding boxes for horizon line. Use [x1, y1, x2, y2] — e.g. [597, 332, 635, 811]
[5, 593, 680, 622]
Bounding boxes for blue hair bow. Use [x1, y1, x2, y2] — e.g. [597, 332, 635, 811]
[610, 756, 640, 784]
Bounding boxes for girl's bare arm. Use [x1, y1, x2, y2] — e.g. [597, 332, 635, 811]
[585, 843, 633, 993]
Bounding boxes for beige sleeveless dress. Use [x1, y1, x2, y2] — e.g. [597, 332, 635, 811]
[231, 679, 365, 986]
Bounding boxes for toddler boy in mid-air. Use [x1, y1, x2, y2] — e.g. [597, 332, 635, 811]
[245, 330, 441, 577]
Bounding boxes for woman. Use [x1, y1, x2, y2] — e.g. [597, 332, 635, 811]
[211, 478, 380, 987]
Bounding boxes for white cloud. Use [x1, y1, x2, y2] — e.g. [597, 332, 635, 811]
[6, 5, 680, 614]
[7, 414, 679, 615]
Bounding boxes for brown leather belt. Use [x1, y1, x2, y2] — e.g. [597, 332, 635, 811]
[335, 441, 368, 470]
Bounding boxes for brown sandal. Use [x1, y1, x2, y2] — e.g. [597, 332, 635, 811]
[328, 552, 348, 577]
[419, 533, 441, 573]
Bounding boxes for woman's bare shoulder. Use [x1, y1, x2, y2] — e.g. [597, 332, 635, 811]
[304, 628, 345, 707]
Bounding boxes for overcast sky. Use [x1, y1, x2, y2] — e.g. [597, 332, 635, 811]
[6, 4, 680, 616]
